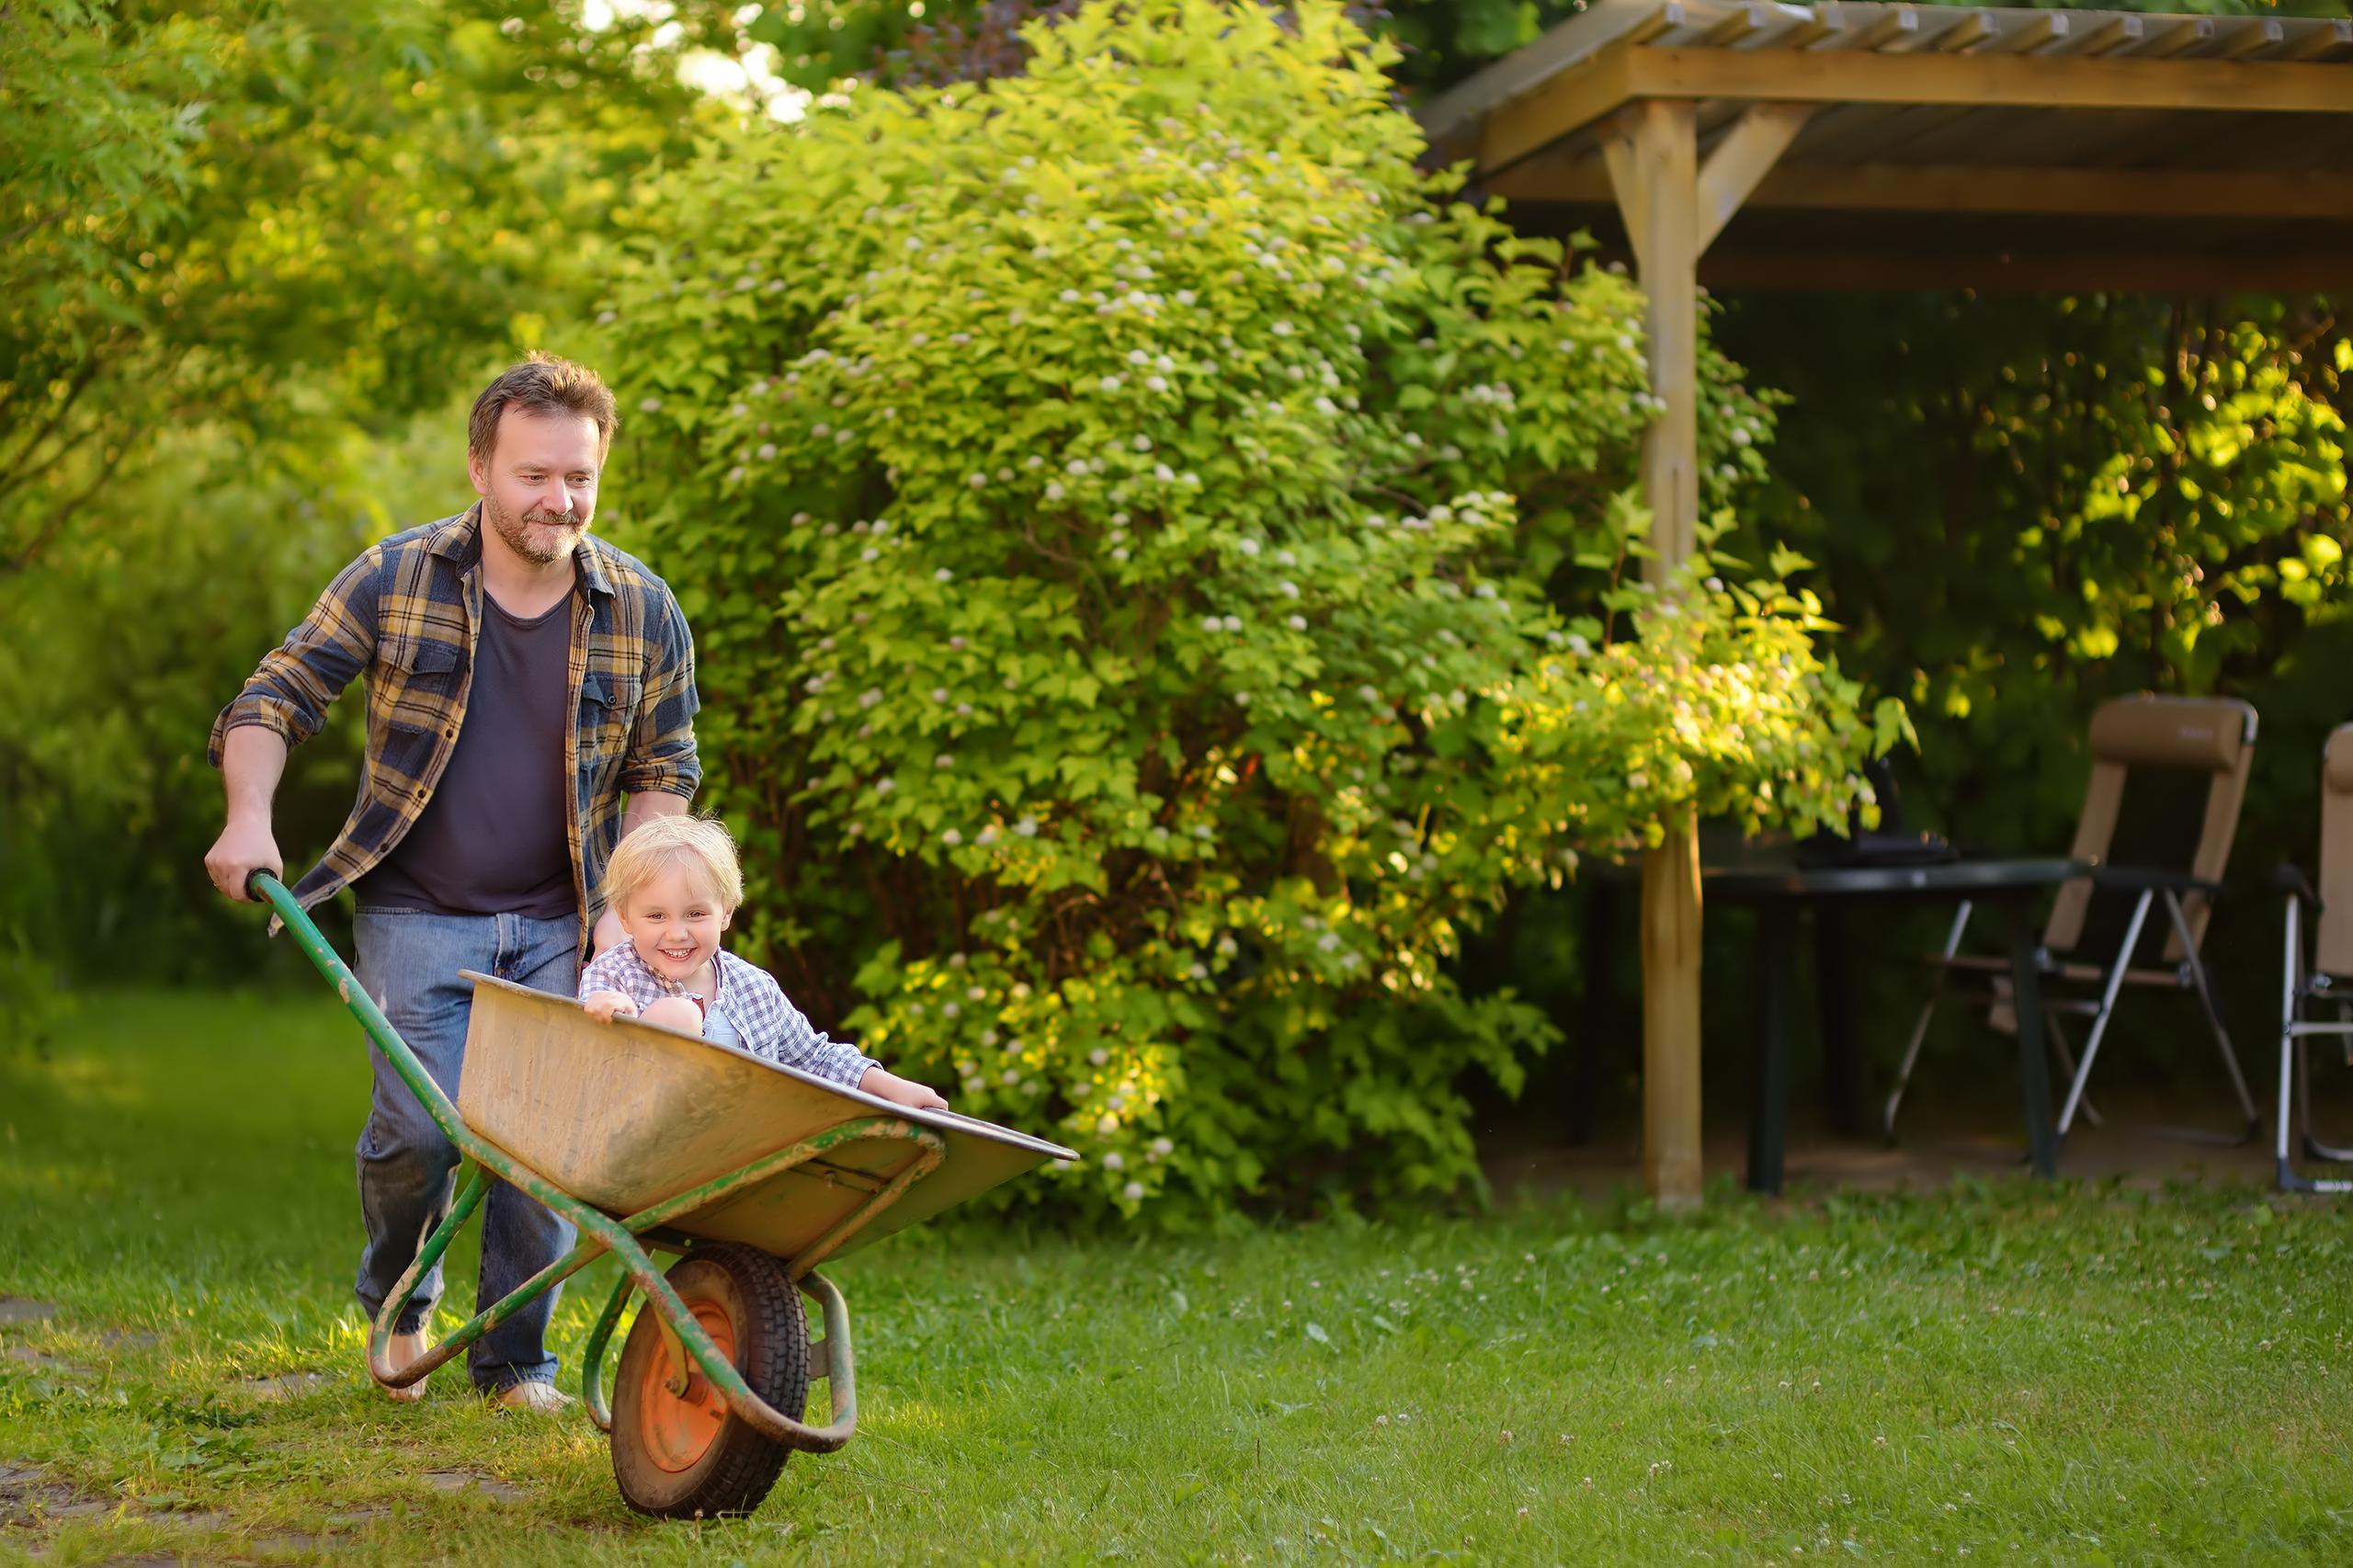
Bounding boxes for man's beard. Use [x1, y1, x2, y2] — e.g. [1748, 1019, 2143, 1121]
[484, 493, 586, 566]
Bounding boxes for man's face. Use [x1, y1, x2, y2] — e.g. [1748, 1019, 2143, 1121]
[470, 409, 604, 567]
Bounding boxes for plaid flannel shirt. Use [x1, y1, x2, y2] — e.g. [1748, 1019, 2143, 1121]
[578, 942, 874, 1086]
[209, 504, 700, 951]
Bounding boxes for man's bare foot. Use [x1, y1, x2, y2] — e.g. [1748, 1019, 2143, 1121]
[494, 1381, 575, 1415]
[383, 1329, 428, 1403]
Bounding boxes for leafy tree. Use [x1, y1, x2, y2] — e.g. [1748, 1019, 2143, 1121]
[0, 0, 739, 984]
[605, 0, 1893, 1216]
[738, 0, 1590, 91]
[1726, 294, 2349, 853]
[0, 0, 728, 580]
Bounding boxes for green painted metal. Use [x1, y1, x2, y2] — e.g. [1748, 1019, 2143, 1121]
[583, 1270, 635, 1435]
[366, 1162, 489, 1389]
[621, 1118, 946, 1255]
[247, 871, 925, 1454]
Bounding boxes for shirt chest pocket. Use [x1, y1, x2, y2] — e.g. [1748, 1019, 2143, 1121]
[579, 667, 642, 772]
[372, 639, 464, 737]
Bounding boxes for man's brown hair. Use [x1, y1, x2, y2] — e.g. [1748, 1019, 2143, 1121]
[468, 352, 620, 465]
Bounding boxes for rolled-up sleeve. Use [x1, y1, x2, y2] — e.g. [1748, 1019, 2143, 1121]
[208, 545, 381, 767]
[620, 583, 700, 799]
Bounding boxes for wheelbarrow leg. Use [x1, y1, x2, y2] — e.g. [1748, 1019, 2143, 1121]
[369, 1161, 490, 1393]
[582, 1269, 637, 1435]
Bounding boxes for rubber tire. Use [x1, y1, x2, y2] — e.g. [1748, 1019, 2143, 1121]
[610, 1244, 807, 1519]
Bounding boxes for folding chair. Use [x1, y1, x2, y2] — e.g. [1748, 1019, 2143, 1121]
[1885, 693, 2262, 1145]
[2274, 724, 2353, 1195]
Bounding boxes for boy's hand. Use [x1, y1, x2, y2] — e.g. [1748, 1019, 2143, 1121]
[582, 989, 639, 1024]
[858, 1066, 949, 1112]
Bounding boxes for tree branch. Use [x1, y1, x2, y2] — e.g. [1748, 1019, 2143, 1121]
[1, 435, 133, 578]
[0, 358, 104, 502]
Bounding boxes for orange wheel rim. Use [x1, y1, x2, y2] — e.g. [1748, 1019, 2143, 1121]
[635, 1300, 737, 1473]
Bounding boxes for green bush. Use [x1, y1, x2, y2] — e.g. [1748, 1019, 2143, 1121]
[607, 0, 1896, 1217]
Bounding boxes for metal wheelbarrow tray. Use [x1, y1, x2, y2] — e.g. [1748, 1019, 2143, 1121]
[253, 874, 1074, 1518]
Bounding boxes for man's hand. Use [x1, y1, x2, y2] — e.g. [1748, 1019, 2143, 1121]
[205, 816, 283, 903]
[858, 1065, 949, 1112]
[582, 989, 640, 1024]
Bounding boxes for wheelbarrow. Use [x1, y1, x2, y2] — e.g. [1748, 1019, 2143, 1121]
[251, 872, 1074, 1518]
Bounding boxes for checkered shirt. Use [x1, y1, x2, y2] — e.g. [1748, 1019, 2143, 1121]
[579, 942, 874, 1087]
[209, 504, 700, 952]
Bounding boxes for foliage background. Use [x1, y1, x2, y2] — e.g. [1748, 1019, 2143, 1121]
[7, 0, 2350, 1199]
[1, 0, 734, 992]
[688, 2, 2353, 1123]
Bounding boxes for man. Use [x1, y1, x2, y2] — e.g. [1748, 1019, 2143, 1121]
[203, 354, 699, 1411]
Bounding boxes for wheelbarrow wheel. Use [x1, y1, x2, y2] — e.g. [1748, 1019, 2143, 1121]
[610, 1243, 807, 1519]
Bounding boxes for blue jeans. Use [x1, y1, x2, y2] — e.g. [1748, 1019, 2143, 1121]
[351, 906, 579, 1392]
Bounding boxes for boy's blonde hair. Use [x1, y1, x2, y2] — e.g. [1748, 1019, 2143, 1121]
[603, 814, 744, 915]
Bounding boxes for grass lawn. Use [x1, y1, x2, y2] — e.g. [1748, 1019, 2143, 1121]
[2, 991, 2349, 1565]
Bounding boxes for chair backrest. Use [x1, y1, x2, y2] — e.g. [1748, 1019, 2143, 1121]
[2044, 693, 2258, 963]
[2313, 725, 2353, 980]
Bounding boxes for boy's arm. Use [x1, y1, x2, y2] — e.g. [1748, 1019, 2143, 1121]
[733, 962, 876, 1087]
[579, 947, 647, 1006]
[857, 1064, 949, 1112]
[204, 546, 383, 903]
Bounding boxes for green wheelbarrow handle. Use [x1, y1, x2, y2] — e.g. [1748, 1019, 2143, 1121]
[247, 871, 468, 1150]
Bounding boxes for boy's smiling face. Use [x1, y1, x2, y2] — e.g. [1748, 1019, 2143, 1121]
[618, 862, 733, 985]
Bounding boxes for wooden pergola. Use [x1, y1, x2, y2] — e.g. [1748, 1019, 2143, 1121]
[1417, 1, 2353, 1207]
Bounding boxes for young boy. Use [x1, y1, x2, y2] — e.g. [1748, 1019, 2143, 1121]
[579, 815, 947, 1111]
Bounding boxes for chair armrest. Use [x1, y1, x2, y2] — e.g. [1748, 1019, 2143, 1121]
[2088, 866, 2227, 898]
[2273, 862, 2321, 908]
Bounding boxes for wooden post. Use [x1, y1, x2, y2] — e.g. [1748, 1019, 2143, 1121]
[1606, 98, 1705, 1208]
[1601, 97, 1807, 1208]
[1608, 99, 1701, 571]
[1643, 807, 1705, 1204]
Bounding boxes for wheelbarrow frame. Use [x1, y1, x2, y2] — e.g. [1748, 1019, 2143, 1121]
[254, 871, 938, 1453]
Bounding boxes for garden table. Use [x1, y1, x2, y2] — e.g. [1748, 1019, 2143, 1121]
[1578, 854, 2087, 1194]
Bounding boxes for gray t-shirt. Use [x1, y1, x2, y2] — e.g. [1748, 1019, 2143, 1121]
[357, 593, 576, 919]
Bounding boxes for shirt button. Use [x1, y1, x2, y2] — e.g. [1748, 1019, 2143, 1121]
[443, 725, 457, 739]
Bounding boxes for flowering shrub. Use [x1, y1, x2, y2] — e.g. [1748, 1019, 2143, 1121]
[604, 0, 1895, 1217]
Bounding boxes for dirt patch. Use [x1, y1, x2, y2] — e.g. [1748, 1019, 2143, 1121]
[2, 1468, 248, 1538]
[244, 1371, 334, 1402]
[3, 1346, 76, 1372]
[0, 1461, 115, 1527]
[248, 1531, 355, 1557]
[0, 1298, 60, 1326]
[423, 1470, 529, 1504]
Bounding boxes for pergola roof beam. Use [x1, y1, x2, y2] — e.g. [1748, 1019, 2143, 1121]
[1699, 249, 2353, 294]
[2282, 20, 2353, 62]
[2133, 17, 2211, 59]
[1479, 47, 2353, 173]
[1697, 104, 1818, 250]
[1485, 158, 2353, 223]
